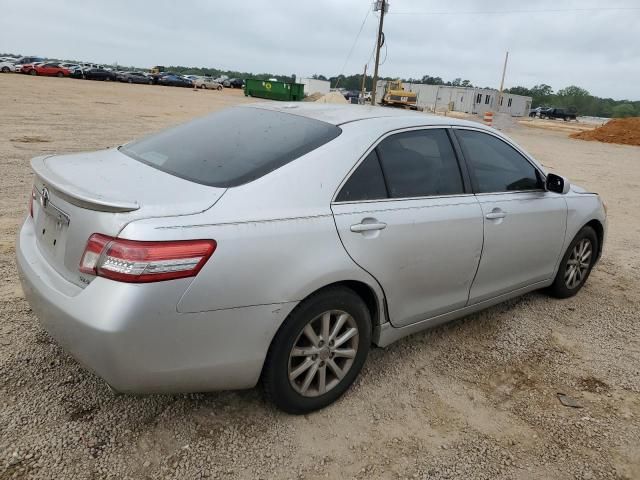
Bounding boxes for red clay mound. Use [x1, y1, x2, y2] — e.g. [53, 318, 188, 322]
[570, 117, 640, 146]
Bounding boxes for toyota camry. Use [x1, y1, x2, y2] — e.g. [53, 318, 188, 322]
[17, 104, 606, 413]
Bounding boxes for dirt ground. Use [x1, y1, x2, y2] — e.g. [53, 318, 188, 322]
[1, 74, 639, 480]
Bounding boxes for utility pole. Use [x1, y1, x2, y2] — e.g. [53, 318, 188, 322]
[370, 0, 388, 106]
[498, 51, 509, 111]
[360, 64, 367, 104]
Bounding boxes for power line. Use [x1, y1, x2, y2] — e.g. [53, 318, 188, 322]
[388, 6, 640, 15]
[335, 5, 371, 88]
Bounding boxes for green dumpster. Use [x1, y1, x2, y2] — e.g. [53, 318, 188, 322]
[244, 79, 305, 101]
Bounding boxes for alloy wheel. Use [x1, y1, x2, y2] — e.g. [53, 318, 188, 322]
[565, 238, 592, 289]
[288, 310, 359, 397]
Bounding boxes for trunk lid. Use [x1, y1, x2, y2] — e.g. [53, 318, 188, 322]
[31, 148, 225, 287]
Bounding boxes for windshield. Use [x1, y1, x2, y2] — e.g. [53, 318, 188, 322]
[120, 107, 342, 188]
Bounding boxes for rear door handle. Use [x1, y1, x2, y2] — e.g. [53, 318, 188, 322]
[350, 222, 387, 233]
[485, 210, 506, 220]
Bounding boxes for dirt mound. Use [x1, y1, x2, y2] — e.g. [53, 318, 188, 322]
[303, 92, 323, 102]
[314, 91, 349, 104]
[570, 117, 640, 146]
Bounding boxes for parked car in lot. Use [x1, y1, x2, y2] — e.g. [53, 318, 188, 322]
[540, 108, 578, 121]
[14, 56, 45, 67]
[17, 104, 606, 413]
[223, 78, 244, 88]
[119, 71, 153, 84]
[82, 68, 117, 81]
[158, 74, 193, 87]
[0, 61, 15, 73]
[150, 71, 181, 84]
[194, 77, 223, 90]
[30, 63, 71, 77]
[20, 63, 44, 74]
[342, 90, 361, 102]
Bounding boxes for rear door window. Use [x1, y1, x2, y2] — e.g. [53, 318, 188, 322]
[335, 151, 388, 202]
[120, 107, 342, 187]
[376, 129, 464, 198]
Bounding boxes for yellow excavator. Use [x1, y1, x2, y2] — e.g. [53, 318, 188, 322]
[380, 79, 418, 109]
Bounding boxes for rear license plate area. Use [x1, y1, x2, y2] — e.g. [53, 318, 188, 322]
[36, 202, 70, 257]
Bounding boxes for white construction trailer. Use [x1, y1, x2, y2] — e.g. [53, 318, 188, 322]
[375, 81, 532, 117]
[297, 77, 331, 96]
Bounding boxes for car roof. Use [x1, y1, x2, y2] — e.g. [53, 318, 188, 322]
[243, 102, 482, 128]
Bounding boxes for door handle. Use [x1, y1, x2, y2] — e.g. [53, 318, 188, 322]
[485, 210, 506, 220]
[350, 222, 387, 233]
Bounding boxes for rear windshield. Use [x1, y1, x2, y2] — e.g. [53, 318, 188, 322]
[120, 107, 342, 187]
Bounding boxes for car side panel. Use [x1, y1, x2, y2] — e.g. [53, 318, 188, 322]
[468, 192, 567, 304]
[332, 197, 483, 327]
[119, 214, 385, 318]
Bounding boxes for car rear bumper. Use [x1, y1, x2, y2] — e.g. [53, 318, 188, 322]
[16, 217, 296, 393]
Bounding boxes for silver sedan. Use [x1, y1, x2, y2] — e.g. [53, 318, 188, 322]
[17, 104, 606, 413]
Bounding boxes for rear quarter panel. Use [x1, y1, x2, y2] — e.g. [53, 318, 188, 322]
[120, 214, 385, 315]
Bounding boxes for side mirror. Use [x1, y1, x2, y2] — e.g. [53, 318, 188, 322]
[546, 173, 570, 194]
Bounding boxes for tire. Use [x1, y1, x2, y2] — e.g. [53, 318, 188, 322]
[30, 70, 37, 76]
[57, 72, 63, 77]
[262, 287, 371, 414]
[200, 84, 206, 89]
[217, 85, 222, 91]
[148, 79, 153, 85]
[548, 226, 598, 298]
[1, 67, 9, 73]
[128, 79, 133, 83]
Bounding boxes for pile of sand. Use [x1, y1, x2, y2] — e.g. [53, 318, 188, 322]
[314, 91, 349, 104]
[570, 117, 640, 146]
[303, 92, 323, 102]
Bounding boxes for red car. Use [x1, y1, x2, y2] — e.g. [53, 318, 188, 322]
[24, 63, 70, 77]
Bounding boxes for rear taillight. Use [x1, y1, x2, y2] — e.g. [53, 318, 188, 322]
[29, 187, 36, 217]
[79, 234, 216, 283]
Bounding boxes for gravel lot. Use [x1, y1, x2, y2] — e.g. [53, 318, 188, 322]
[1, 74, 639, 480]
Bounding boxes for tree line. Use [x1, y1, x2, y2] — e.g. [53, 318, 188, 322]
[505, 84, 639, 118]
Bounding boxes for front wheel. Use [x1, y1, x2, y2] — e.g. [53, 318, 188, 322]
[262, 287, 371, 414]
[57, 72, 63, 77]
[30, 70, 37, 76]
[549, 226, 598, 298]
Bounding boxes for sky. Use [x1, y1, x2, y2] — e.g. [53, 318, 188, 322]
[1, 0, 639, 100]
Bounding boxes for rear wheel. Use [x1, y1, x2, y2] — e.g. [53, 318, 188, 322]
[56, 72, 63, 77]
[30, 69, 37, 76]
[263, 287, 371, 414]
[217, 85, 222, 91]
[200, 84, 206, 89]
[2, 66, 10, 73]
[549, 226, 598, 298]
